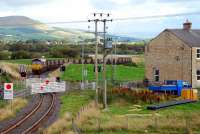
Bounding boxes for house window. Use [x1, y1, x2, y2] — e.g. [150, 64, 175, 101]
[197, 70, 200, 80]
[197, 49, 200, 58]
[154, 69, 160, 82]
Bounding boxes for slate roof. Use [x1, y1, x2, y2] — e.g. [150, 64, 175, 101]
[165, 29, 200, 47]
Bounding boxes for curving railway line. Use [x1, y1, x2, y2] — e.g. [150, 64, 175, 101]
[0, 93, 55, 134]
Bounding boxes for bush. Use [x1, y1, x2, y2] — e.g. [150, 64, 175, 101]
[111, 88, 173, 104]
[0, 51, 11, 60]
[50, 47, 79, 58]
[11, 51, 31, 59]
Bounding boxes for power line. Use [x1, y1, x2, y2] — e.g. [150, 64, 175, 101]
[0, 20, 88, 27]
[114, 11, 200, 21]
[0, 11, 200, 27]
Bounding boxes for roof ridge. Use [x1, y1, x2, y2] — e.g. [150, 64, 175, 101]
[167, 28, 200, 47]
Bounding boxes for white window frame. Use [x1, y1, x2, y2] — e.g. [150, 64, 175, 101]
[197, 70, 200, 80]
[197, 48, 200, 59]
[153, 68, 160, 82]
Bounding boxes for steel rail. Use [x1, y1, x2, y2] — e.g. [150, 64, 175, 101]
[0, 95, 44, 134]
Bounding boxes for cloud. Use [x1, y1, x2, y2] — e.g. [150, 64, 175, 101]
[0, 0, 53, 7]
[89, 0, 147, 10]
[0, 0, 200, 37]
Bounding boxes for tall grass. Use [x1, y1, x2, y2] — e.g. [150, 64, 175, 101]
[43, 113, 74, 134]
[0, 62, 31, 80]
[0, 98, 27, 121]
[78, 113, 200, 134]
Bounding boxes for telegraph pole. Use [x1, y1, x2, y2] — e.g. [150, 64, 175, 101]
[102, 15, 112, 109]
[81, 40, 85, 90]
[88, 13, 112, 108]
[88, 13, 100, 105]
[94, 19, 98, 104]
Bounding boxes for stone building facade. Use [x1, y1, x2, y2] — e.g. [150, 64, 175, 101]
[145, 20, 200, 88]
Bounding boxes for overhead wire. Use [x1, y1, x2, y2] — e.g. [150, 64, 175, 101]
[114, 11, 200, 21]
[0, 11, 200, 27]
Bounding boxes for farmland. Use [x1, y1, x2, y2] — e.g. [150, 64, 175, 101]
[61, 63, 145, 81]
[75, 90, 200, 134]
[45, 89, 200, 134]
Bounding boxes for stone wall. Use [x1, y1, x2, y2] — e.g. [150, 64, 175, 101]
[145, 30, 192, 84]
[192, 47, 200, 88]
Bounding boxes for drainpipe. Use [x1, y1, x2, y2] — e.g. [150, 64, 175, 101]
[191, 47, 193, 87]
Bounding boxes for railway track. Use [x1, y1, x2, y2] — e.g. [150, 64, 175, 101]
[0, 93, 55, 134]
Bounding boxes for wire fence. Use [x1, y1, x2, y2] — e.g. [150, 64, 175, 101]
[72, 118, 82, 134]
[77, 112, 199, 134]
[72, 101, 97, 134]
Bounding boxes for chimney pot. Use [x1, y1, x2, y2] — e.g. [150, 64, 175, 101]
[183, 19, 192, 31]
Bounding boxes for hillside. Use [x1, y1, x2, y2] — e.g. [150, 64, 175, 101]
[0, 16, 142, 43]
[0, 16, 40, 26]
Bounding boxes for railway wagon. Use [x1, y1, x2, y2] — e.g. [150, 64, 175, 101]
[31, 58, 65, 75]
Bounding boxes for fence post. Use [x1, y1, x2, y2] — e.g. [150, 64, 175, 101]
[126, 116, 129, 130]
[185, 117, 193, 134]
[97, 118, 100, 132]
[154, 113, 158, 130]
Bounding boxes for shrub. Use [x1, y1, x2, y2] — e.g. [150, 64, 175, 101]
[11, 51, 31, 59]
[0, 51, 11, 60]
[111, 88, 172, 104]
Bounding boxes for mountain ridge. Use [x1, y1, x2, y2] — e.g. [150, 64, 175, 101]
[0, 16, 142, 42]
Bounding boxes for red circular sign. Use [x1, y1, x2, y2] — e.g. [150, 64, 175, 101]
[45, 80, 49, 85]
[6, 84, 11, 90]
[40, 86, 44, 90]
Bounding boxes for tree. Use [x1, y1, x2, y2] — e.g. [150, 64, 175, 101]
[0, 51, 11, 60]
[11, 51, 31, 59]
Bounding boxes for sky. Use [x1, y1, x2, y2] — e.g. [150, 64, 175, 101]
[0, 0, 200, 38]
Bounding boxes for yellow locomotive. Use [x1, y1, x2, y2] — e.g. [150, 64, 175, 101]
[31, 58, 65, 75]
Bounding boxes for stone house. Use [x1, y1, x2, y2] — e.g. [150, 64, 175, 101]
[145, 20, 200, 88]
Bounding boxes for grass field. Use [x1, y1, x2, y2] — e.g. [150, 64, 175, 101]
[79, 97, 200, 134]
[60, 90, 95, 116]
[61, 63, 145, 81]
[46, 89, 200, 134]
[107, 99, 200, 115]
[3, 59, 32, 64]
[44, 90, 95, 134]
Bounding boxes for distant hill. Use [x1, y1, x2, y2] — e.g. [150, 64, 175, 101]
[0, 16, 94, 42]
[0, 16, 142, 43]
[0, 16, 40, 26]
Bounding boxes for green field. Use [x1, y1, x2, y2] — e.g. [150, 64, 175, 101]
[107, 99, 200, 115]
[3, 59, 32, 64]
[79, 94, 200, 134]
[61, 64, 145, 81]
[60, 90, 95, 116]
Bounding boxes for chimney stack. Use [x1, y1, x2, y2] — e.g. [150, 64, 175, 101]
[183, 19, 192, 31]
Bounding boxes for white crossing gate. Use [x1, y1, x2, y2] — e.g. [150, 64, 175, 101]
[4, 83, 13, 99]
[31, 81, 66, 94]
[26, 78, 56, 88]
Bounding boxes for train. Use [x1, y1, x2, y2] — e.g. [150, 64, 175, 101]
[31, 56, 132, 75]
[31, 58, 65, 75]
[65, 57, 132, 65]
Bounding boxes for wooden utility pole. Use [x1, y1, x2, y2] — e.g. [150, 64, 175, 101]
[89, 13, 112, 107]
[94, 19, 99, 104]
[102, 16, 112, 109]
[88, 13, 100, 105]
[102, 19, 107, 109]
